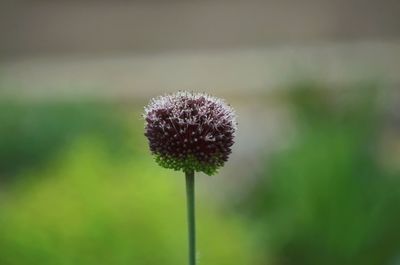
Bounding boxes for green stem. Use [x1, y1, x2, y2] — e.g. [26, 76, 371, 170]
[185, 170, 196, 265]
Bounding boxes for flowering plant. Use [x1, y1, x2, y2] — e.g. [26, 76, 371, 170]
[144, 91, 237, 265]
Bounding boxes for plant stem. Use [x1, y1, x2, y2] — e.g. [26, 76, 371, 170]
[185, 170, 196, 265]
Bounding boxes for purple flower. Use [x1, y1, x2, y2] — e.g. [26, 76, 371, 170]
[144, 91, 237, 175]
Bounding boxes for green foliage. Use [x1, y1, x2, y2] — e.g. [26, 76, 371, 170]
[244, 84, 400, 265]
[0, 139, 254, 265]
[0, 102, 133, 180]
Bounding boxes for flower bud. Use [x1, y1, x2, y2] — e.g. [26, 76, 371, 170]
[144, 91, 237, 175]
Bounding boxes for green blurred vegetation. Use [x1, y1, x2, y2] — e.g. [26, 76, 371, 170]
[243, 83, 400, 265]
[0, 142, 254, 265]
[0, 102, 133, 180]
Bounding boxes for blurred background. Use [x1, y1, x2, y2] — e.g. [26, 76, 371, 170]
[1, 0, 400, 264]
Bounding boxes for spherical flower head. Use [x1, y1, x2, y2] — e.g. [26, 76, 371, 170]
[143, 91, 237, 175]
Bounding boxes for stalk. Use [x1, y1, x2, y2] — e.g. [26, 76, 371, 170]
[185, 170, 196, 265]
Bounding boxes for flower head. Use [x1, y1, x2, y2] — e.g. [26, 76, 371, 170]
[144, 91, 237, 175]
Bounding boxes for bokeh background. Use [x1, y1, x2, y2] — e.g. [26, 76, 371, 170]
[1, 1, 400, 264]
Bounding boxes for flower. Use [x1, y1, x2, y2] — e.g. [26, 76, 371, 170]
[144, 91, 237, 175]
